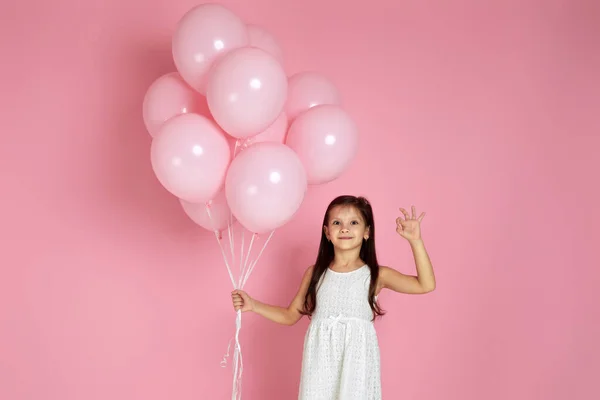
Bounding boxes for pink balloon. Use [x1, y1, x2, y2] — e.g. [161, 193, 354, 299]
[151, 113, 231, 203]
[172, 4, 248, 94]
[225, 112, 288, 159]
[245, 111, 288, 146]
[207, 47, 288, 139]
[247, 25, 284, 65]
[286, 105, 358, 185]
[180, 189, 234, 232]
[285, 72, 341, 121]
[225, 142, 307, 234]
[143, 72, 203, 137]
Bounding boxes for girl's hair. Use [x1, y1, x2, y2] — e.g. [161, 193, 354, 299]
[301, 195, 385, 321]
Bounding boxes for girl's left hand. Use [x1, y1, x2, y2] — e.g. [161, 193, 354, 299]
[396, 206, 425, 242]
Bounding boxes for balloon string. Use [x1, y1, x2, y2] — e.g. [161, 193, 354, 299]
[231, 310, 243, 399]
[207, 204, 236, 288]
[206, 203, 274, 400]
[239, 233, 256, 288]
[228, 140, 241, 265]
[239, 230, 245, 274]
[219, 314, 244, 400]
[227, 211, 235, 263]
[242, 230, 275, 287]
[207, 202, 244, 400]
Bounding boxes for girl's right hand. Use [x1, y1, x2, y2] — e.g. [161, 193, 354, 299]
[231, 290, 254, 312]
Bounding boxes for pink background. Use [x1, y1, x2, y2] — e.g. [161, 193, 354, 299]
[1, 0, 599, 399]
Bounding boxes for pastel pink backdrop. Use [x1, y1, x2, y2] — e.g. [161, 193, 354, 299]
[1, 1, 598, 399]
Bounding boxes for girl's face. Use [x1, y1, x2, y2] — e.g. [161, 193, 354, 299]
[324, 205, 370, 251]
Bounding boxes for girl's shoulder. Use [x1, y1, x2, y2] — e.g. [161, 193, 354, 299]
[299, 265, 315, 284]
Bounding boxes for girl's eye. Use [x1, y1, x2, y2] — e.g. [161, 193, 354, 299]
[351, 221, 359, 225]
[332, 221, 339, 225]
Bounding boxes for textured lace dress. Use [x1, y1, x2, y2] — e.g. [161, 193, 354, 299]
[298, 265, 382, 399]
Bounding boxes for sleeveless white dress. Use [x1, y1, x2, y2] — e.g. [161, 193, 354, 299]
[298, 265, 382, 399]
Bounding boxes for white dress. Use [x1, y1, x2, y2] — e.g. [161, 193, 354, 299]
[298, 265, 382, 400]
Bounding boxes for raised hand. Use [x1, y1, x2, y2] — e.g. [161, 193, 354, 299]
[396, 205, 425, 242]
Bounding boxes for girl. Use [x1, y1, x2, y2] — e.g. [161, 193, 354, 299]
[231, 195, 436, 399]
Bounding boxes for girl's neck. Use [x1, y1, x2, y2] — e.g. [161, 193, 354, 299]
[331, 249, 364, 270]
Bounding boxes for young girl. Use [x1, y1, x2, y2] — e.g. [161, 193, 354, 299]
[231, 195, 436, 399]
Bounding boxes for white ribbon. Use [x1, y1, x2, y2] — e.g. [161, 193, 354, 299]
[324, 314, 372, 395]
[206, 201, 275, 400]
[326, 314, 355, 349]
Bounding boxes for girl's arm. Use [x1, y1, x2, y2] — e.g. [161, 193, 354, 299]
[377, 206, 436, 295]
[379, 239, 436, 294]
[231, 265, 314, 326]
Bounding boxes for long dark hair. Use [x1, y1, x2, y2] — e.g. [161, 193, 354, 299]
[301, 195, 385, 321]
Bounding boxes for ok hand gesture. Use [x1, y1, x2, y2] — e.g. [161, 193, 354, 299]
[396, 206, 425, 242]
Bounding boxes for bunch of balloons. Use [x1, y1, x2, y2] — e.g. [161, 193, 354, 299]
[143, 3, 358, 237]
[142, 3, 359, 399]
